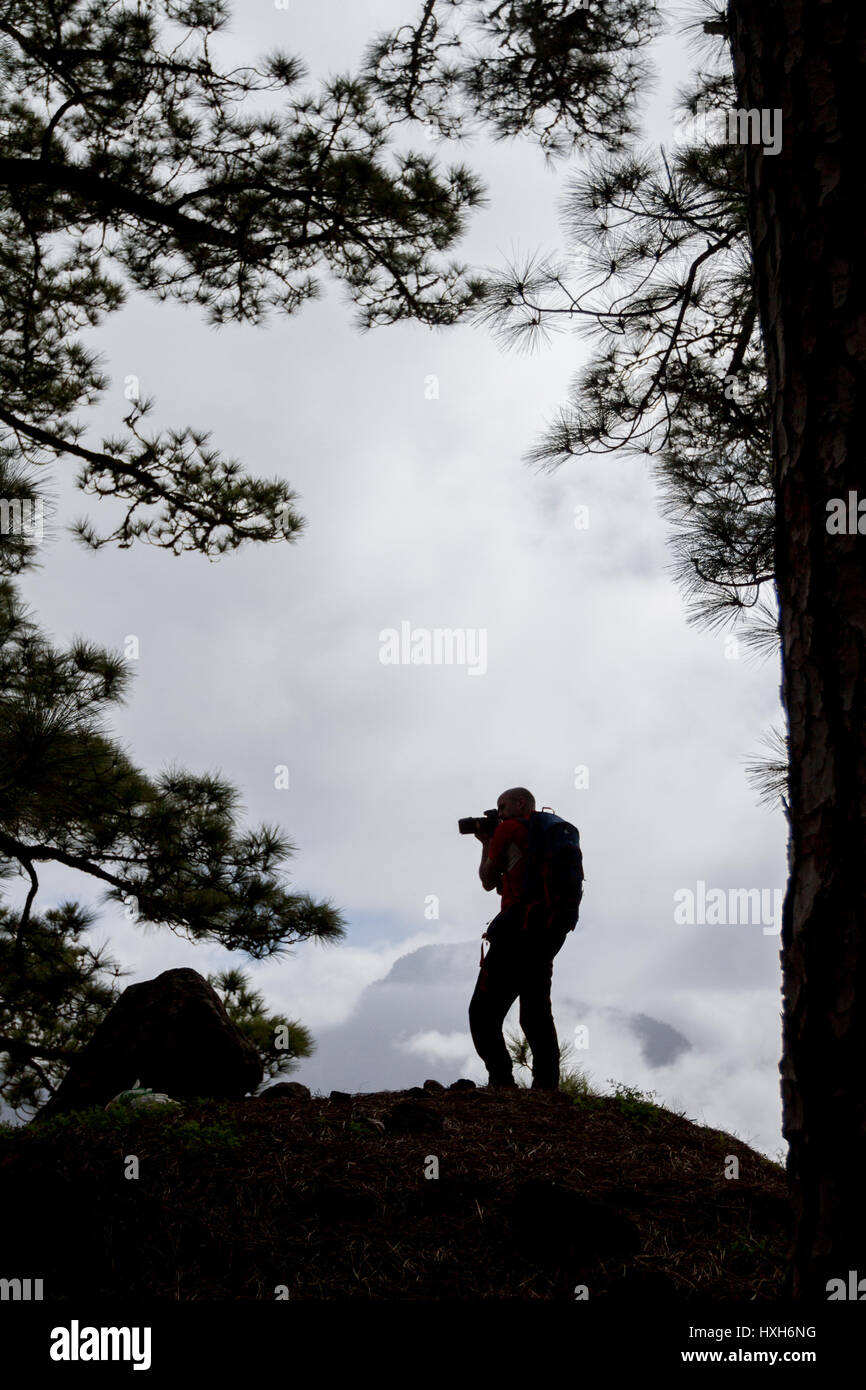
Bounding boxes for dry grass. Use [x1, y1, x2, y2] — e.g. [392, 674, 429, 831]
[0, 1083, 790, 1301]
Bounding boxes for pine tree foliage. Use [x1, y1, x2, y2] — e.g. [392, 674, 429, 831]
[0, 0, 488, 557]
[743, 723, 790, 815]
[0, 576, 345, 963]
[0, 894, 125, 1117]
[208, 967, 315, 1087]
[467, 30, 775, 646]
[364, 0, 662, 156]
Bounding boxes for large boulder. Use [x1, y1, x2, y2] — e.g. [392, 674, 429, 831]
[36, 968, 262, 1119]
[256, 1082, 311, 1101]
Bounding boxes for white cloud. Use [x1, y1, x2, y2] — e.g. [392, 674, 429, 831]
[397, 1030, 476, 1061]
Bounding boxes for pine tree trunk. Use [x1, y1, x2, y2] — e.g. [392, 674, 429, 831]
[727, 0, 866, 1298]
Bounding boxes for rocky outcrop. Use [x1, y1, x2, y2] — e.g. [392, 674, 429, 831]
[36, 968, 262, 1118]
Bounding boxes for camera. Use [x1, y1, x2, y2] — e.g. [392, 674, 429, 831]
[458, 809, 499, 836]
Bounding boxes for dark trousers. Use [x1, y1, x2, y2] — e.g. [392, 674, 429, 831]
[469, 902, 573, 1089]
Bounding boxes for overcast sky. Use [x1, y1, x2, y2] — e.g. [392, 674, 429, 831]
[11, 2, 788, 1162]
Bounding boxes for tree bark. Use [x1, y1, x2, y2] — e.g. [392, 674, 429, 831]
[727, 0, 866, 1298]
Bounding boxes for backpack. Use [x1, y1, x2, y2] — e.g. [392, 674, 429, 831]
[523, 810, 584, 925]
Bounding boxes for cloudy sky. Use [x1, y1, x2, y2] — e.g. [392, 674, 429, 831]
[12, 2, 788, 1162]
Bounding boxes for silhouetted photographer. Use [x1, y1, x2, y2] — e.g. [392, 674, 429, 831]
[463, 787, 583, 1090]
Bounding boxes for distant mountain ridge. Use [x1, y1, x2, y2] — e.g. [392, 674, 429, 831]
[293, 940, 691, 1094]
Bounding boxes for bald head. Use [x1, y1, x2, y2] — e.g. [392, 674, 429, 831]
[497, 787, 536, 820]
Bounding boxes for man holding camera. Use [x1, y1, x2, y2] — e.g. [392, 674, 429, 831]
[467, 787, 578, 1091]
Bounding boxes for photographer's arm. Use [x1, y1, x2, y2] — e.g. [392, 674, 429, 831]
[477, 830, 502, 892]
